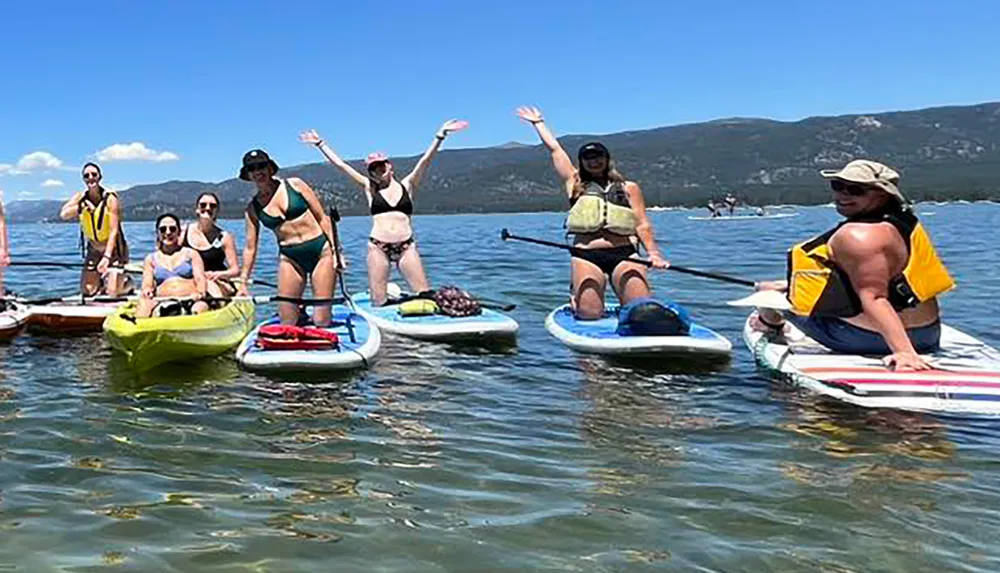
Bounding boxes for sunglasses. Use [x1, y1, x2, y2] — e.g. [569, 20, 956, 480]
[83, 172, 100, 180]
[581, 153, 607, 161]
[198, 201, 218, 210]
[158, 225, 179, 235]
[830, 180, 872, 196]
[246, 162, 270, 173]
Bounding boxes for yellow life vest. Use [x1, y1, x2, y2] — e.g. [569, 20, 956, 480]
[565, 181, 638, 235]
[78, 190, 116, 243]
[786, 208, 955, 317]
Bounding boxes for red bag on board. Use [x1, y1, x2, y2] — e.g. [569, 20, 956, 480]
[255, 324, 339, 350]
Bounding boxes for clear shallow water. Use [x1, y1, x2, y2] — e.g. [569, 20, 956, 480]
[1, 203, 999, 571]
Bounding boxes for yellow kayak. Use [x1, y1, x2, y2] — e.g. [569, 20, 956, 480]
[103, 300, 255, 371]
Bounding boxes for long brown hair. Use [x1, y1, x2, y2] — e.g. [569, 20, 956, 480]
[572, 156, 627, 200]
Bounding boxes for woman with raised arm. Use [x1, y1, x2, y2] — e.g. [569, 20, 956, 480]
[236, 149, 339, 327]
[516, 105, 668, 320]
[182, 192, 240, 297]
[0, 191, 8, 296]
[300, 119, 468, 306]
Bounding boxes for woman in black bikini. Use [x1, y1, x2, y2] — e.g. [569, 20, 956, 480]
[300, 119, 468, 306]
[182, 192, 240, 297]
[516, 105, 669, 320]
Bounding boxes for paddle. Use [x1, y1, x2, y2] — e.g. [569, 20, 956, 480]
[5, 261, 86, 269]
[15, 293, 348, 306]
[499, 229, 757, 288]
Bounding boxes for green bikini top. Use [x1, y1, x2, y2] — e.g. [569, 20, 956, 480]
[251, 179, 309, 230]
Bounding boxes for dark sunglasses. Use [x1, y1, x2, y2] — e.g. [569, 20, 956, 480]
[581, 152, 607, 161]
[246, 162, 270, 173]
[198, 201, 218, 210]
[158, 225, 179, 234]
[830, 180, 872, 196]
[83, 172, 100, 180]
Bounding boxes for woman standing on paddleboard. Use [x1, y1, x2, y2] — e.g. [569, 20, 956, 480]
[236, 149, 341, 327]
[182, 192, 240, 297]
[58, 163, 131, 296]
[516, 106, 668, 319]
[299, 119, 468, 306]
[0, 190, 8, 296]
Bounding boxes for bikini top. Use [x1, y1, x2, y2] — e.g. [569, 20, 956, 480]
[182, 225, 227, 272]
[252, 180, 310, 230]
[152, 253, 194, 286]
[370, 181, 413, 217]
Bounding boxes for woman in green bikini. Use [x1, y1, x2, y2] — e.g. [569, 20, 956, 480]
[236, 149, 340, 326]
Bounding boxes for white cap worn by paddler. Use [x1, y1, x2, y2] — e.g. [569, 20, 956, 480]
[820, 159, 909, 204]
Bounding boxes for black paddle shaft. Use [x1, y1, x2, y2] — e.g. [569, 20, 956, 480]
[499, 228, 756, 287]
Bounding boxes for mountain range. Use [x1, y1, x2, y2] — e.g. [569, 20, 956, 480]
[9, 101, 1000, 222]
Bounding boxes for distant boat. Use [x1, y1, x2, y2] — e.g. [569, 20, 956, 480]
[688, 213, 800, 221]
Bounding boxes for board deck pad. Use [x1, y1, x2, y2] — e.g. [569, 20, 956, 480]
[744, 313, 1000, 415]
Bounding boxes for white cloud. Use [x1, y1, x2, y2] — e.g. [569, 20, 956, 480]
[0, 164, 12, 175]
[95, 142, 179, 163]
[41, 179, 65, 188]
[15, 151, 64, 173]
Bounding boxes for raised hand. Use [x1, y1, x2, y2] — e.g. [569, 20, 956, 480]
[439, 119, 469, 136]
[299, 129, 323, 145]
[516, 106, 544, 124]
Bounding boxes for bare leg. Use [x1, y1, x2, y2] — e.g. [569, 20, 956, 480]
[80, 269, 101, 297]
[611, 261, 652, 304]
[276, 257, 306, 326]
[309, 247, 337, 327]
[134, 296, 157, 318]
[367, 242, 392, 306]
[570, 257, 608, 320]
[397, 244, 430, 294]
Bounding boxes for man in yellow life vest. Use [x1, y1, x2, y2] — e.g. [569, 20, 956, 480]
[752, 159, 954, 371]
[58, 163, 131, 296]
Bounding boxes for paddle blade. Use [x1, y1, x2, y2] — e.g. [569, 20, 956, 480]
[500, 228, 511, 241]
[727, 290, 792, 310]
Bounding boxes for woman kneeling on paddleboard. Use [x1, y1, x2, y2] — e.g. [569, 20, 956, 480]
[751, 160, 953, 371]
[183, 192, 240, 297]
[58, 163, 132, 296]
[517, 106, 668, 319]
[300, 120, 468, 306]
[236, 149, 341, 326]
[135, 213, 209, 318]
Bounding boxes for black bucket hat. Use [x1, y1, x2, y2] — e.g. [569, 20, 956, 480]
[239, 149, 279, 181]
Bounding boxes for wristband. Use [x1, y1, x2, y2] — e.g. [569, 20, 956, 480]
[435, 134, 446, 141]
[315, 140, 324, 147]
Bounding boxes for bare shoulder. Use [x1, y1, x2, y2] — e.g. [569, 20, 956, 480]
[831, 222, 897, 256]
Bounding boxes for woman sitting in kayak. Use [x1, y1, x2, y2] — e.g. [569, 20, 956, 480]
[182, 192, 239, 297]
[57, 163, 131, 296]
[299, 119, 468, 306]
[135, 213, 209, 319]
[516, 105, 669, 319]
[236, 149, 340, 326]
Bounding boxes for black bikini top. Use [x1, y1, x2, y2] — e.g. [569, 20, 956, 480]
[370, 182, 413, 217]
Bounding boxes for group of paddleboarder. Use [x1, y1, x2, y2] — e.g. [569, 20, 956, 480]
[0, 107, 955, 370]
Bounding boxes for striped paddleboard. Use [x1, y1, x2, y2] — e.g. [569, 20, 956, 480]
[743, 313, 1000, 416]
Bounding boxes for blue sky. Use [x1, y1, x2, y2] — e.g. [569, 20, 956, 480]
[1, 0, 998, 201]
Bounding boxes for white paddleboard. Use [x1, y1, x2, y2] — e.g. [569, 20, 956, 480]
[236, 307, 381, 372]
[744, 313, 1000, 415]
[545, 304, 731, 357]
[350, 290, 518, 342]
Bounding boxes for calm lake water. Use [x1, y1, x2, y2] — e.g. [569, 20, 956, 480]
[1, 203, 999, 571]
